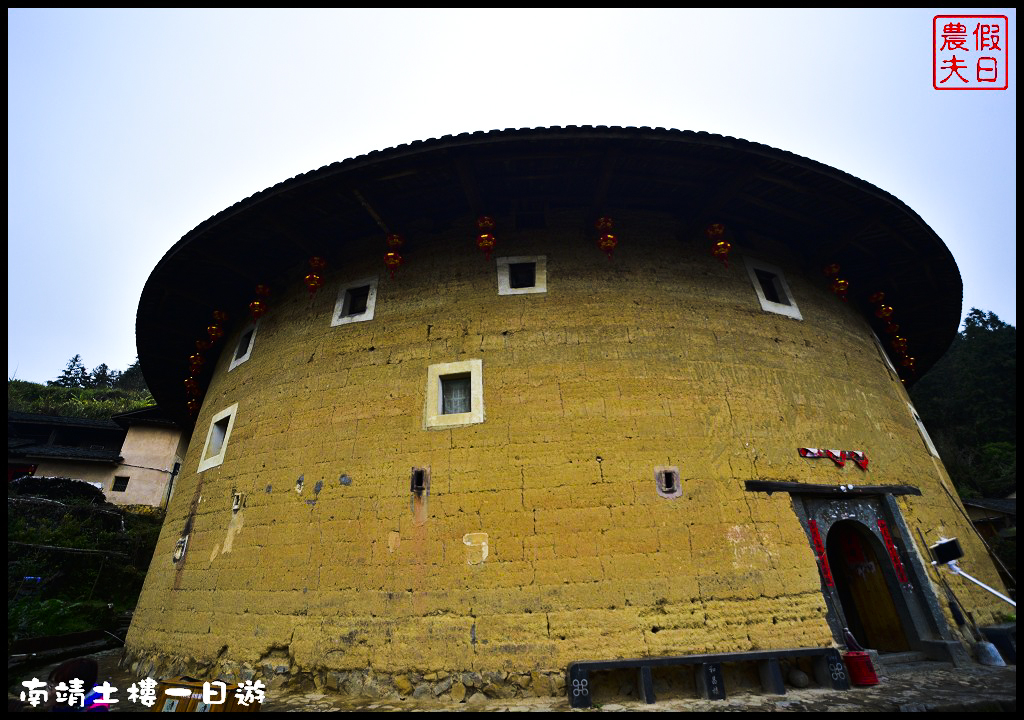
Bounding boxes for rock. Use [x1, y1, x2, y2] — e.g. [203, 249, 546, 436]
[393, 675, 414, 696]
[423, 672, 438, 681]
[467, 692, 488, 705]
[325, 672, 342, 691]
[462, 671, 483, 688]
[433, 676, 454, 696]
[342, 674, 365, 696]
[514, 673, 532, 688]
[788, 668, 810, 688]
[412, 683, 432, 699]
[450, 682, 467, 703]
[531, 671, 552, 697]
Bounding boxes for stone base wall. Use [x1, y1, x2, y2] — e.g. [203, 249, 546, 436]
[123, 649, 566, 701]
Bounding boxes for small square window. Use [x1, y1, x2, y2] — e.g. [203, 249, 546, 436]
[654, 466, 682, 499]
[441, 374, 472, 414]
[744, 257, 802, 320]
[424, 359, 484, 429]
[497, 256, 547, 295]
[332, 276, 378, 326]
[198, 403, 238, 472]
[112, 476, 130, 492]
[508, 263, 536, 289]
[229, 324, 258, 371]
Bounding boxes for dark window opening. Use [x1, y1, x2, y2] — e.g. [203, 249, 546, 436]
[441, 375, 472, 414]
[755, 269, 789, 306]
[235, 329, 255, 360]
[344, 285, 371, 316]
[660, 471, 678, 494]
[209, 417, 230, 456]
[112, 476, 130, 492]
[655, 467, 682, 499]
[508, 262, 536, 289]
[410, 467, 430, 496]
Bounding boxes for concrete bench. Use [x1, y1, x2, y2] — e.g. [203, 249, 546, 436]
[566, 647, 849, 708]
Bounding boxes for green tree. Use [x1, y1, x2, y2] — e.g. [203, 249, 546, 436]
[114, 357, 149, 393]
[91, 363, 113, 389]
[910, 309, 1016, 499]
[49, 355, 90, 389]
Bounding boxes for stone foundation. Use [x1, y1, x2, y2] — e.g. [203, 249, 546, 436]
[122, 649, 566, 702]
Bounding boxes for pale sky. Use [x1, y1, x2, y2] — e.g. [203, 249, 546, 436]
[7, 9, 1016, 384]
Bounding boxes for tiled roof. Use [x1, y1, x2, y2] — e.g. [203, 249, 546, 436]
[8, 443, 122, 463]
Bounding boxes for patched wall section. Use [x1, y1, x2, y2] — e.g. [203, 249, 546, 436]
[125, 214, 1005, 693]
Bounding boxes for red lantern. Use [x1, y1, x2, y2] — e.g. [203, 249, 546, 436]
[831, 278, 850, 301]
[475, 217, 496, 260]
[822, 263, 841, 278]
[901, 356, 916, 370]
[868, 291, 886, 305]
[705, 223, 725, 240]
[384, 251, 404, 278]
[255, 284, 271, 298]
[597, 216, 615, 232]
[188, 354, 204, 374]
[597, 233, 618, 260]
[875, 305, 894, 319]
[186, 399, 200, 416]
[212, 310, 229, 324]
[890, 336, 908, 355]
[477, 233, 496, 260]
[711, 239, 732, 267]
[207, 324, 224, 342]
[304, 273, 323, 295]
[184, 377, 200, 397]
[386, 233, 404, 249]
[703, 224, 729, 267]
[884, 321, 900, 335]
[249, 300, 267, 320]
[195, 339, 211, 352]
[309, 256, 327, 271]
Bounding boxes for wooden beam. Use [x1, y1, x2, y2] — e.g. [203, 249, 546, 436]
[745, 480, 921, 497]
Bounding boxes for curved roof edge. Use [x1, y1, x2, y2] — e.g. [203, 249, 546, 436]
[138, 126, 963, 422]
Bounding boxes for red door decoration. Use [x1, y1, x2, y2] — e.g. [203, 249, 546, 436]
[808, 519, 835, 587]
[876, 519, 910, 584]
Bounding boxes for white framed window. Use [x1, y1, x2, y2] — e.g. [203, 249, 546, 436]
[332, 276, 378, 326]
[228, 322, 258, 371]
[743, 257, 802, 320]
[424, 359, 484, 429]
[908, 402, 940, 458]
[871, 330, 899, 378]
[497, 255, 547, 295]
[198, 403, 239, 472]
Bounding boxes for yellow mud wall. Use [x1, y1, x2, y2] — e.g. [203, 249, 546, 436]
[125, 214, 1005, 686]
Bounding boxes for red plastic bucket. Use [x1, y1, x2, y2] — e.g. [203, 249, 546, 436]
[843, 651, 879, 686]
